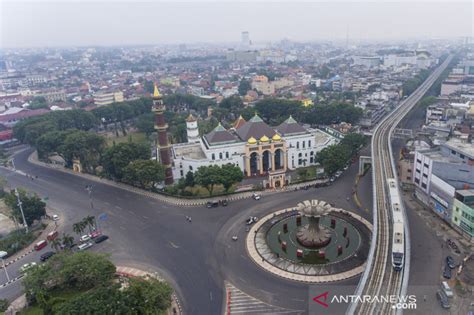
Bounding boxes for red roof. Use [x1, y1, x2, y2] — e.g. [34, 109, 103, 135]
[0, 109, 49, 123]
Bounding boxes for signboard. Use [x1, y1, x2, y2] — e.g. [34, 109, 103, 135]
[430, 192, 449, 208]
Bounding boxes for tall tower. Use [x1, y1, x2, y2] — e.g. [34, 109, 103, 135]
[186, 114, 199, 143]
[152, 84, 173, 185]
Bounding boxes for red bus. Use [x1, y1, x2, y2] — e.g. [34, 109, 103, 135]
[47, 231, 58, 241]
[34, 240, 48, 251]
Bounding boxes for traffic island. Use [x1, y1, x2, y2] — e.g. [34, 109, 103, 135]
[246, 199, 372, 283]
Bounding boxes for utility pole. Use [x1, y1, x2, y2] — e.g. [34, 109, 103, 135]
[0, 251, 10, 282]
[14, 188, 28, 233]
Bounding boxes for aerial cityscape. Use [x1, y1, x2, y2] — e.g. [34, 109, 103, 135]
[0, 1, 473, 314]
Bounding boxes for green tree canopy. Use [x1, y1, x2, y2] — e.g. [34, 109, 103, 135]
[123, 160, 166, 189]
[238, 79, 252, 96]
[4, 189, 46, 226]
[101, 142, 150, 180]
[316, 144, 351, 176]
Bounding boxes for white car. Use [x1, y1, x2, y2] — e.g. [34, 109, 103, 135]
[80, 234, 91, 242]
[52, 215, 59, 221]
[78, 242, 94, 251]
[252, 193, 261, 200]
[246, 216, 259, 225]
[20, 262, 37, 273]
[232, 236, 238, 241]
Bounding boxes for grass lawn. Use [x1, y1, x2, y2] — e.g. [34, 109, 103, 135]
[105, 132, 148, 147]
[19, 288, 89, 315]
[183, 184, 236, 197]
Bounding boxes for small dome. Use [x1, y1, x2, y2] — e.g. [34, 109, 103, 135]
[260, 135, 269, 142]
[248, 137, 257, 144]
[272, 134, 281, 141]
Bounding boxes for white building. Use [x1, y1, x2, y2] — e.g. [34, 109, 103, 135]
[171, 114, 338, 180]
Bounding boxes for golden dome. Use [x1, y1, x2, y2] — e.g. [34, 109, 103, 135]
[272, 134, 281, 141]
[260, 135, 269, 142]
[248, 137, 257, 144]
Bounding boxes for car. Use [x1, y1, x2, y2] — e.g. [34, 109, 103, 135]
[94, 235, 109, 244]
[19, 262, 37, 273]
[206, 201, 219, 208]
[252, 193, 261, 200]
[40, 251, 55, 262]
[78, 242, 94, 251]
[221, 199, 228, 206]
[446, 256, 455, 269]
[232, 236, 238, 241]
[52, 215, 59, 221]
[34, 240, 48, 251]
[436, 290, 451, 309]
[80, 234, 91, 242]
[90, 230, 102, 239]
[47, 230, 58, 241]
[443, 265, 452, 279]
[246, 216, 258, 225]
[441, 281, 453, 298]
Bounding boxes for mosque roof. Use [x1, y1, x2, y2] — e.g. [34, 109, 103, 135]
[275, 115, 308, 136]
[204, 123, 238, 145]
[235, 114, 276, 141]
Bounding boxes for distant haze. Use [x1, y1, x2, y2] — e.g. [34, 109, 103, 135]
[1, 1, 472, 48]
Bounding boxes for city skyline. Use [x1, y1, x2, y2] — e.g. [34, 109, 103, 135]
[1, 1, 472, 48]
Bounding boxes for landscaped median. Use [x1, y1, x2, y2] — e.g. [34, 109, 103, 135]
[16, 252, 175, 315]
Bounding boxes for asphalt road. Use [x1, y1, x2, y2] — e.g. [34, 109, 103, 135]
[0, 147, 372, 314]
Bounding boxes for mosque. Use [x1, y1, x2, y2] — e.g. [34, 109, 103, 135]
[152, 84, 339, 188]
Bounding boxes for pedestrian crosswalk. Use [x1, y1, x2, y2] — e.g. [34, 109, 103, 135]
[225, 282, 304, 315]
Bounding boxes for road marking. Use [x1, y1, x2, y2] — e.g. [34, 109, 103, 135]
[114, 205, 122, 210]
[119, 226, 126, 230]
[142, 215, 149, 219]
[225, 282, 303, 315]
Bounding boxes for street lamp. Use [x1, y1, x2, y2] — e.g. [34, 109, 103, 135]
[14, 188, 28, 233]
[0, 251, 10, 282]
[85, 185, 94, 209]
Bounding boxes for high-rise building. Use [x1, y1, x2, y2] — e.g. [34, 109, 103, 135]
[241, 31, 251, 50]
[152, 84, 173, 184]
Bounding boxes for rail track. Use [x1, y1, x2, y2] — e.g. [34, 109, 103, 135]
[350, 55, 454, 315]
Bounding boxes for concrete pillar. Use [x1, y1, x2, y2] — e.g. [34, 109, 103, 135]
[258, 154, 263, 175]
[271, 151, 275, 171]
[245, 156, 251, 177]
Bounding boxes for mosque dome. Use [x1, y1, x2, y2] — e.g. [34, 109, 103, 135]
[272, 134, 281, 141]
[260, 135, 269, 142]
[248, 137, 257, 145]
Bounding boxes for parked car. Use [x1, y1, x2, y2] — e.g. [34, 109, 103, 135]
[232, 236, 238, 241]
[441, 281, 453, 298]
[34, 240, 48, 251]
[252, 193, 261, 200]
[446, 256, 455, 269]
[443, 265, 452, 279]
[19, 262, 37, 273]
[40, 251, 55, 262]
[436, 290, 451, 309]
[206, 201, 219, 208]
[221, 200, 228, 206]
[47, 230, 58, 241]
[90, 230, 102, 239]
[94, 235, 109, 244]
[78, 242, 94, 251]
[52, 215, 59, 221]
[80, 234, 91, 242]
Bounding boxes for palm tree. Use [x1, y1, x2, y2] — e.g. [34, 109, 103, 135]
[61, 233, 75, 250]
[83, 216, 96, 233]
[50, 238, 61, 251]
[72, 222, 85, 235]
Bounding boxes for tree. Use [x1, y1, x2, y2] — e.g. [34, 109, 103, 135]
[29, 96, 48, 109]
[316, 144, 351, 176]
[123, 160, 166, 189]
[238, 79, 252, 96]
[50, 238, 61, 251]
[184, 171, 195, 187]
[4, 189, 46, 226]
[58, 130, 105, 172]
[135, 113, 155, 135]
[220, 164, 243, 192]
[124, 277, 172, 313]
[101, 142, 150, 180]
[72, 222, 85, 236]
[254, 98, 304, 125]
[340, 133, 367, 155]
[194, 165, 222, 196]
[61, 233, 75, 250]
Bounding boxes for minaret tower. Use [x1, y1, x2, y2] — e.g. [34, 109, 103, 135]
[152, 84, 173, 185]
[186, 114, 199, 143]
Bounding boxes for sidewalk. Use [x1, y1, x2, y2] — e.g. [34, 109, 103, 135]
[116, 266, 183, 315]
[27, 150, 329, 208]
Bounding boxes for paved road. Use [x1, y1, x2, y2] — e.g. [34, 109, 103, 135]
[0, 147, 370, 314]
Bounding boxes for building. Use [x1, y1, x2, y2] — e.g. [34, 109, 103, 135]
[94, 90, 124, 106]
[352, 56, 381, 68]
[152, 85, 173, 185]
[171, 114, 338, 186]
[413, 139, 474, 221]
[40, 90, 67, 103]
[241, 31, 251, 50]
[452, 189, 474, 239]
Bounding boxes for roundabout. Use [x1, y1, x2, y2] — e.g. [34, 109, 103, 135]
[246, 199, 372, 283]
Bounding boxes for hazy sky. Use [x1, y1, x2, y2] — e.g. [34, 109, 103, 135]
[0, 1, 472, 48]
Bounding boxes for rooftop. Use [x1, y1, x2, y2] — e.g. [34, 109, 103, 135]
[443, 139, 474, 160]
[173, 143, 206, 160]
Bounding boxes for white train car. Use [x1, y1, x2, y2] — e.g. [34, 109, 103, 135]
[387, 178, 405, 271]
